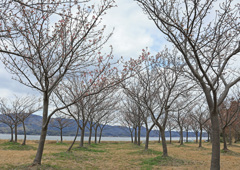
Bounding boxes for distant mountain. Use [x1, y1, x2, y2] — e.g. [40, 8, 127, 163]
[0, 114, 207, 137]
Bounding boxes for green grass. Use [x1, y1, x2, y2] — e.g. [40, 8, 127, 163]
[55, 142, 68, 146]
[52, 151, 76, 160]
[0, 163, 60, 170]
[73, 146, 106, 153]
[174, 144, 189, 148]
[141, 156, 185, 169]
[89, 143, 99, 148]
[221, 149, 240, 156]
[1, 142, 36, 150]
[129, 148, 162, 155]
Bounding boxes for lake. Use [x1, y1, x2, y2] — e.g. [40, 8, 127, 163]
[0, 134, 207, 142]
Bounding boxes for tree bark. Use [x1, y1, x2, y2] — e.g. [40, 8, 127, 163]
[228, 126, 232, 145]
[169, 130, 172, 144]
[88, 125, 92, 145]
[22, 121, 26, 145]
[14, 123, 17, 142]
[130, 131, 133, 143]
[180, 127, 183, 145]
[80, 126, 85, 147]
[94, 125, 98, 144]
[98, 128, 103, 143]
[60, 128, 63, 143]
[137, 125, 141, 146]
[158, 131, 161, 143]
[33, 93, 49, 165]
[10, 127, 13, 142]
[199, 126, 202, 147]
[210, 112, 220, 170]
[222, 128, 228, 151]
[145, 130, 150, 150]
[134, 127, 137, 145]
[68, 127, 79, 152]
[160, 128, 168, 157]
[186, 128, 188, 142]
[195, 131, 198, 143]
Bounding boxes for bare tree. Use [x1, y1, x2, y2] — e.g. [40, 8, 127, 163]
[203, 120, 212, 143]
[0, 0, 116, 165]
[0, 112, 15, 142]
[122, 48, 192, 156]
[172, 101, 193, 146]
[135, 1, 240, 169]
[190, 104, 210, 147]
[183, 117, 192, 143]
[49, 113, 72, 143]
[166, 115, 176, 144]
[219, 96, 240, 151]
[98, 112, 114, 143]
[0, 95, 40, 144]
[119, 110, 135, 143]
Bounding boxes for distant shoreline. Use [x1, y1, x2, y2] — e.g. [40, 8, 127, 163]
[0, 134, 208, 141]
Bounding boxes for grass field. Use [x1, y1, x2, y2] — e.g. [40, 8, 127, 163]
[0, 139, 240, 170]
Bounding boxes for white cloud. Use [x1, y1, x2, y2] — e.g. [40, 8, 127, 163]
[101, 0, 165, 58]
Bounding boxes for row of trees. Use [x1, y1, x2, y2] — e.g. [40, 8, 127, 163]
[134, 1, 240, 169]
[0, 0, 240, 169]
[0, 96, 40, 145]
[119, 47, 240, 154]
[0, 0, 125, 166]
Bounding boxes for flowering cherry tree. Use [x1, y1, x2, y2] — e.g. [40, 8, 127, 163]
[0, 0, 116, 165]
[135, 1, 240, 169]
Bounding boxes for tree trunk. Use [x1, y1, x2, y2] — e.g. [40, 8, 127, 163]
[10, 127, 13, 142]
[22, 121, 26, 145]
[160, 128, 168, 157]
[88, 125, 92, 145]
[199, 126, 202, 148]
[14, 123, 17, 142]
[210, 112, 220, 170]
[222, 128, 228, 151]
[130, 131, 133, 143]
[145, 130, 150, 150]
[228, 126, 232, 145]
[180, 127, 183, 145]
[195, 131, 198, 143]
[137, 126, 141, 146]
[158, 131, 161, 143]
[60, 128, 63, 143]
[186, 128, 188, 142]
[134, 127, 137, 145]
[94, 125, 98, 144]
[32, 93, 49, 165]
[169, 130, 172, 144]
[210, 131, 213, 143]
[68, 127, 79, 152]
[98, 128, 103, 143]
[208, 131, 210, 142]
[80, 126, 85, 147]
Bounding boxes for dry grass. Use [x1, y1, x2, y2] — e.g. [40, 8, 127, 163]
[0, 139, 240, 169]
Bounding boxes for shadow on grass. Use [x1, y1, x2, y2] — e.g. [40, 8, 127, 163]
[174, 144, 190, 148]
[73, 146, 106, 153]
[221, 149, 240, 157]
[0, 163, 60, 170]
[228, 144, 240, 148]
[140, 155, 186, 169]
[55, 142, 68, 146]
[128, 149, 162, 155]
[52, 151, 76, 160]
[1, 142, 36, 150]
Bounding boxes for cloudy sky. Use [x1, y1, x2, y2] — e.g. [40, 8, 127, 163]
[0, 0, 239, 100]
[0, 0, 165, 99]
